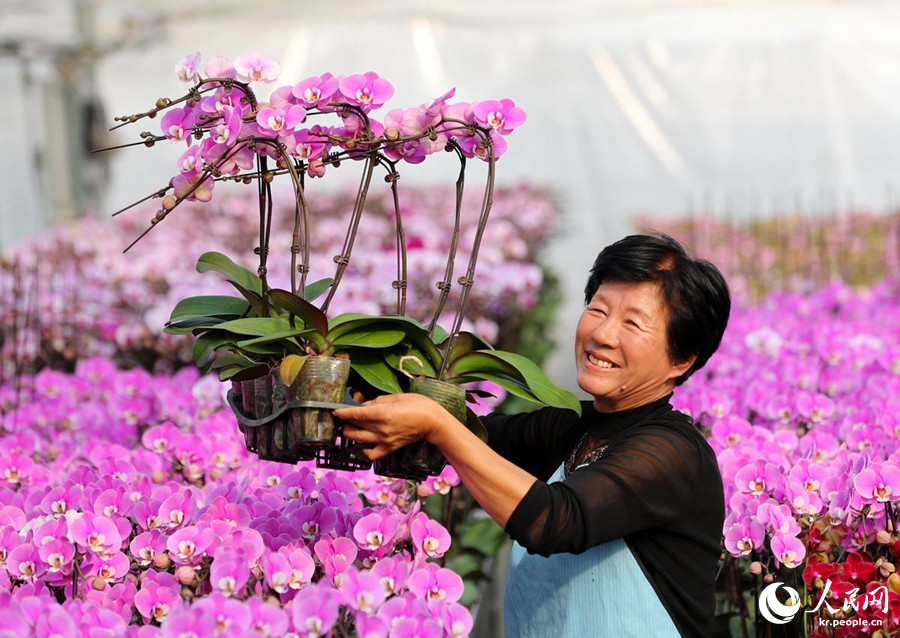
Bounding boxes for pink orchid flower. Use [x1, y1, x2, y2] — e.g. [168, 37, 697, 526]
[853, 462, 900, 503]
[291, 583, 340, 637]
[770, 532, 806, 569]
[407, 563, 464, 604]
[353, 511, 399, 553]
[69, 513, 123, 558]
[472, 98, 527, 135]
[209, 554, 249, 597]
[174, 51, 201, 83]
[256, 103, 307, 138]
[134, 571, 183, 623]
[204, 55, 236, 80]
[159, 107, 196, 145]
[338, 72, 394, 111]
[129, 530, 165, 567]
[410, 513, 450, 559]
[724, 520, 765, 557]
[247, 596, 290, 636]
[341, 568, 386, 614]
[233, 52, 281, 84]
[292, 73, 340, 109]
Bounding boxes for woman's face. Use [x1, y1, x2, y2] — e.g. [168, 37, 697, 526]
[575, 280, 694, 413]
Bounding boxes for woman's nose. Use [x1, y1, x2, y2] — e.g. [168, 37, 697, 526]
[590, 317, 619, 347]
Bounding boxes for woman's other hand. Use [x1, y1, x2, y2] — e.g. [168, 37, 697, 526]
[334, 393, 456, 461]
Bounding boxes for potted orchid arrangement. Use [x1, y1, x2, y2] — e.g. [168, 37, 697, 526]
[106, 50, 579, 477]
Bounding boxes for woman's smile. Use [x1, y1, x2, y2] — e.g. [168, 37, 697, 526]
[575, 280, 693, 412]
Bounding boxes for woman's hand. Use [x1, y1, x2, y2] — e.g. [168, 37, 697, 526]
[334, 393, 456, 461]
[339, 393, 537, 528]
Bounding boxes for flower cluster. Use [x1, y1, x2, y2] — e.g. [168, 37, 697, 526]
[1, 182, 558, 375]
[141, 51, 526, 209]
[672, 278, 900, 633]
[0, 360, 474, 637]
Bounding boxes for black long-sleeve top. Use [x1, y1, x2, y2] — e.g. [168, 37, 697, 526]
[483, 395, 725, 638]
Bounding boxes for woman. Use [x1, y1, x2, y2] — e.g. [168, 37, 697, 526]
[336, 233, 730, 637]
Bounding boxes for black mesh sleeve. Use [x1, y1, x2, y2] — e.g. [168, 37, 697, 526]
[504, 424, 703, 556]
[482, 405, 586, 481]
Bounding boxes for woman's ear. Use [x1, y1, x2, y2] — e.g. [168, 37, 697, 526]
[667, 354, 696, 382]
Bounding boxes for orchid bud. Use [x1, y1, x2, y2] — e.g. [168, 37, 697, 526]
[876, 529, 893, 545]
[175, 565, 196, 585]
[152, 470, 167, 484]
[763, 573, 775, 584]
[153, 553, 170, 569]
[91, 577, 107, 591]
[384, 127, 400, 141]
[878, 560, 895, 579]
[888, 572, 900, 594]
[749, 561, 763, 575]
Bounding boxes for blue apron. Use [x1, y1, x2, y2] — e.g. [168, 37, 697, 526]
[504, 464, 680, 637]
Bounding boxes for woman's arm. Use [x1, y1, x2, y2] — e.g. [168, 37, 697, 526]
[334, 394, 537, 528]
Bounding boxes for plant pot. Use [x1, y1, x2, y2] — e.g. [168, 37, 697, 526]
[393, 377, 465, 477]
[235, 375, 268, 453]
[286, 355, 350, 454]
[239, 378, 257, 417]
[316, 426, 373, 472]
[374, 452, 428, 482]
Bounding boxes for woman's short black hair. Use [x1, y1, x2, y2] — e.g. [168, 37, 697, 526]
[583, 232, 730, 385]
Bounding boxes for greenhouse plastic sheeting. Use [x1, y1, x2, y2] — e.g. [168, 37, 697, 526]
[2, 0, 900, 390]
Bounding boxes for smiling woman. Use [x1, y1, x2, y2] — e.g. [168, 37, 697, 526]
[337, 233, 731, 637]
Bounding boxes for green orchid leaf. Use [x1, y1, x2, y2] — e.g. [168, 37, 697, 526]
[237, 342, 294, 357]
[332, 327, 406, 349]
[267, 289, 328, 336]
[168, 295, 251, 323]
[451, 371, 566, 412]
[210, 317, 295, 337]
[329, 315, 443, 366]
[217, 366, 243, 382]
[236, 328, 308, 348]
[227, 281, 267, 317]
[303, 278, 333, 302]
[164, 316, 227, 335]
[442, 331, 495, 366]
[208, 353, 258, 371]
[192, 332, 238, 369]
[448, 351, 581, 414]
[478, 350, 581, 414]
[349, 350, 404, 394]
[430, 323, 451, 344]
[446, 351, 525, 383]
[196, 252, 262, 295]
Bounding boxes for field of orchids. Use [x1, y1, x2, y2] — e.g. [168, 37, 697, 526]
[0, 360, 481, 637]
[675, 277, 900, 636]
